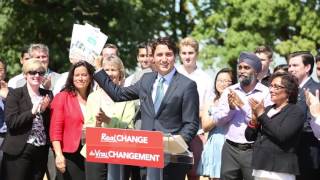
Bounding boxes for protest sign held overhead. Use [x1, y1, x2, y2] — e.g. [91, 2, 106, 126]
[69, 23, 108, 65]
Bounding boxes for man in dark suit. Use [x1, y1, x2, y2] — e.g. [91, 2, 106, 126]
[0, 58, 9, 178]
[288, 51, 320, 180]
[94, 37, 199, 180]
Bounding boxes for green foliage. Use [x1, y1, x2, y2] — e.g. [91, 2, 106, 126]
[192, 0, 320, 69]
[0, 0, 196, 78]
[1, 0, 320, 78]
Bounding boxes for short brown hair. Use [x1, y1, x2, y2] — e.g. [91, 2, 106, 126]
[103, 43, 120, 56]
[255, 45, 273, 59]
[151, 37, 177, 56]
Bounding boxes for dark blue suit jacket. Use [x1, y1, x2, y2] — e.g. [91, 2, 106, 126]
[297, 78, 320, 131]
[296, 78, 320, 170]
[93, 69, 199, 144]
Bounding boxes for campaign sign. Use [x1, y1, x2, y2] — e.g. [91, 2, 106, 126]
[86, 127, 164, 168]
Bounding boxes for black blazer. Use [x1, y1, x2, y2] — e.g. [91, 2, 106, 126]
[297, 78, 320, 131]
[1, 85, 52, 155]
[296, 78, 320, 170]
[245, 104, 304, 175]
[94, 69, 199, 144]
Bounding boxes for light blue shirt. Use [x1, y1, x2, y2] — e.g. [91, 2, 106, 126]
[152, 68, 176, 102]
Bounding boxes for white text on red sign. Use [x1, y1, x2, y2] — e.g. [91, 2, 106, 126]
[89, 149, 160, 162]
[101, 133, 149, 144]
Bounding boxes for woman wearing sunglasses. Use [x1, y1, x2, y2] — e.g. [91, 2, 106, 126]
[245, 72, 304, 180]
[2, 59, 52, 180]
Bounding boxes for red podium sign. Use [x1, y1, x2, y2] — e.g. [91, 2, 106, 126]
[86, 127, 164, 168]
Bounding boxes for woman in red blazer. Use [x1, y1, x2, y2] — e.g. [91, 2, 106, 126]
[50, 61, 95, 180]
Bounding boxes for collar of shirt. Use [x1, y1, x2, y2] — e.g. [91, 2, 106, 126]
[299, 76, 311, 88]
[46, 68, 56, 77]
[259, 70, 271, 81]
[156, 67, 176, 85]
[214, 82, 271, 143]
[177, 65, 199, 76]
[232, 82, 272, 106]
[233, 82, 265, 95]
[152, 68, 176, 101]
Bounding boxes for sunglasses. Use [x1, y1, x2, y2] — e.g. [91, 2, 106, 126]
[28, 70, 46, 76]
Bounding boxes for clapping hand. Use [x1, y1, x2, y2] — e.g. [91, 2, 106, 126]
[42, 75, 52, 90]
[31, 95, 51, 115]
[40, 94, 51, 112]
[305, 89, 320, 118]
[250, 112, 258, 127]
[249, 98, 265, 117]
[228, 90, 244, 109]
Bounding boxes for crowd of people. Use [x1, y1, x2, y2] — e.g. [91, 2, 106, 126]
[0, 36, 319, 180]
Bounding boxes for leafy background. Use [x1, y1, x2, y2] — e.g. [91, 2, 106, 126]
[0, 0, 319, 78]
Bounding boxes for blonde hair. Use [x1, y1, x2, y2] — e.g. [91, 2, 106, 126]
[179, 37, 199, 53]
[22, 58, 46, 75]
[103, 55, 125, 81]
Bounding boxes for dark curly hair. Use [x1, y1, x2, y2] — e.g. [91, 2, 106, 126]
[269, 72, 299, 104]
[63, 61, 95, 97]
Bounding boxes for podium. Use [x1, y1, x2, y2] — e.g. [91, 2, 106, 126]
[163, 134, 193, 165]
[146, 134, 194, 180]
[84, 128, 194, 180]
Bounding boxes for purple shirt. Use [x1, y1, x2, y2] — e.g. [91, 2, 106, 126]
[212, 82, 272, 143]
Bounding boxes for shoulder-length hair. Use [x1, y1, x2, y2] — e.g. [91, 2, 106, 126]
[64, 61, 95, 97]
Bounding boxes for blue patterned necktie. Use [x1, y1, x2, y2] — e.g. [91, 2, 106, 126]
[154, 77, 165, 113]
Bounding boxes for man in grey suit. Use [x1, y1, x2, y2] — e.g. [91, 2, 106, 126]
[94, 37, 199, 180]
[288, 51, 320, 180]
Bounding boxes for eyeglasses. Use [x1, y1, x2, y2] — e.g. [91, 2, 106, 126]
[28, 70, 46, 76]
[269, 84, 285, 90]
[217, 79, 232, 84]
